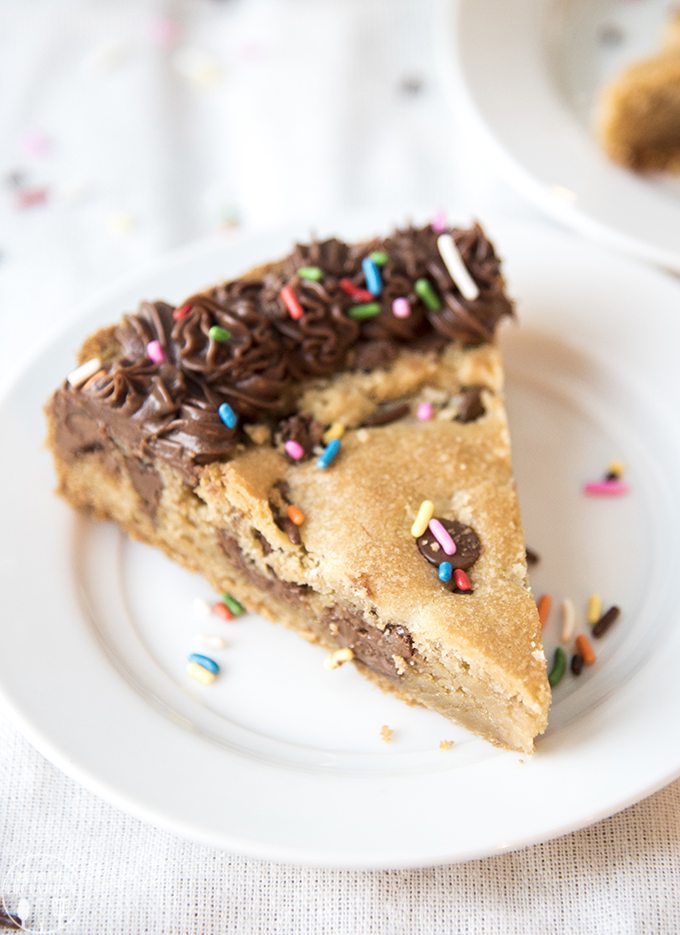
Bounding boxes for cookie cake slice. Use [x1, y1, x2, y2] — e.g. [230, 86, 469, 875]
[46, 221, 550, 753]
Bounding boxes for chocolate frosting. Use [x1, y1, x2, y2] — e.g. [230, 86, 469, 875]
[52, 223, 512, 483]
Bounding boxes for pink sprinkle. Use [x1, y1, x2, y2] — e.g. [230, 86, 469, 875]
[15, 186, 48, 209]
[428, 519, 457, 556]
[284, 439, 305, 461]
[149, 15, 182, 48]
[392, 297, 411, 319]
[22, 130, 51, 156]
[146, 340, 165, 364]
[431, 210, 447, 233]
[583, 480, 630, 496]
[416, 401, 434, 421]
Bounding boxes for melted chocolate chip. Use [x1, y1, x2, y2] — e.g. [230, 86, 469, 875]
[455, 386, 486, 423]
[284, 518, 301, 545]
[125, 457, 163, 518]
[362, 402, 410, 427]
[416, 518, 481, 570]
[325, 607, 414, 678]
[353, 340, 398, 371]
[277, 413, 323, 461]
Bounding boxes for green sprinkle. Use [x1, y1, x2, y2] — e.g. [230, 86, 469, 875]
[221, 593, 245, 616]
[347, 302, 382, 320]
[297, 265, 323, 281]
[548, 646, 567, 688]
[208, 325, 232, 343]
[414, 278, 442, 311]
[369, 250, 389, 267]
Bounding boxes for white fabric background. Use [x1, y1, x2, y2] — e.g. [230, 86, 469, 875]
[0, 1, 678, 932]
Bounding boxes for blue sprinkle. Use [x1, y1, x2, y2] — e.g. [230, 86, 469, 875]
[438, 561, 453, 583]
[317, 438, 341, 469]
[187, 653, 220, 675]
[218, 402, 238, 429]
[362, 256, 382, 297]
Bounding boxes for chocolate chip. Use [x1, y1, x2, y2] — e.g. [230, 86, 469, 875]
[284, 518, 301, 545]
[277, 413, 323, 460]
[455, 386, 485, 423]
[362, 402, 410, 427]
[571, 652, 584, 676]
[353, 340, 398, 371]
[525, 547, 540, 566]
[416, 519, 481, 570]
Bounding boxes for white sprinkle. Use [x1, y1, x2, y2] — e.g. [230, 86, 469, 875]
[67, 357, 101, 388]
[196, 634, 226, 651]
[436, 233, 480, 301]
[192, 597, 212, 617]
[560, 598, 576, 644]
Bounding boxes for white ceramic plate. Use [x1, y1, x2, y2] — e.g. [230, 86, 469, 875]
[1, 213, 680, 869]
[438, 0, 680, 272]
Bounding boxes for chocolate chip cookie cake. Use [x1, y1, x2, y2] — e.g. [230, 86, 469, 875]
[46, 221, 550, 753]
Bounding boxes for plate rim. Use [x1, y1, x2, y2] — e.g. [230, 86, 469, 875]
[2, 213, 680, 869]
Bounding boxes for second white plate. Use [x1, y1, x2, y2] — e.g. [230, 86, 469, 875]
[1, 213, 680, 868]
[438, 0, 680, 272]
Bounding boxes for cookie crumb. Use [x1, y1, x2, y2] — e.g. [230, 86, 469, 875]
[243, 423, 271, 445]
[392, 654, 407, 676]
[324, 647, 354, 670]
[439, 739, 455, 751]
[380, 724, 394, 744]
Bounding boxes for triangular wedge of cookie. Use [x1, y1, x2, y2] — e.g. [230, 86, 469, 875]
[46, 221, 550, 752]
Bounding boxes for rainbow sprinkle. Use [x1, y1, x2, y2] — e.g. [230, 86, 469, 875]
[428, 518, 456, 556]
[146, 340, 165, 364]
[218, 402, 238, 429]
[284, 439, 305, 461]
[317, 438, 341, 469]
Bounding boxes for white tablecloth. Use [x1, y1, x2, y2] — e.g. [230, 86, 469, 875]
[1, 1, 678, 932]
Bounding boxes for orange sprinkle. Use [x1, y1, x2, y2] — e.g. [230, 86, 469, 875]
[287, 505, 305, 526]
[212, 602, 233, 622]
[537, 594, 552, 629]
[575, 633, 596, 666]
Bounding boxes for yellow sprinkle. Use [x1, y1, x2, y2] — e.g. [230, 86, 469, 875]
[587, 593, 602, 626]
[439, 739, 455, 751]
[187, 661, 217, 685]
[607, 460, 624, 478]
[324, 647, 354, 670]
[380, 725, 394, 744]
[410, 499, 434, 538]
[323, 422, 346, 445]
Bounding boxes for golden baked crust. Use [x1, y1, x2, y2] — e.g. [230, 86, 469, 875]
[598, 12, 680, 173]
[45, 225, 550, 753]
